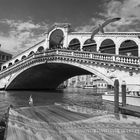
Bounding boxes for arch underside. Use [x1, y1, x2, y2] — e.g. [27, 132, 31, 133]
[6, 62, 114, 90]
[6, 63, 90, 90]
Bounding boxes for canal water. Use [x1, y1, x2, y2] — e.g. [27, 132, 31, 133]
[0, 88, 104, 118]
[1, 88, 140, 140]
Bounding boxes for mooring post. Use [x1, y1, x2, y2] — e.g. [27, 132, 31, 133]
[121, 81, 126, 107]
[114, 79, 119, 113]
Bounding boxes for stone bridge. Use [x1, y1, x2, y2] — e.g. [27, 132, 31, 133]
[0, 23, 140, 90]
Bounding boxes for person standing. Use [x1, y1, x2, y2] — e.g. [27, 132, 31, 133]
[29, 95, 33, 106]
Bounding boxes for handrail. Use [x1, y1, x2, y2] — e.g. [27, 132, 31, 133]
[0, 49, 139, 78]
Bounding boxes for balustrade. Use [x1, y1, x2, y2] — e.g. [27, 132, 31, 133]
[57, 50, 72, 56]
[0, 49, 139, 77]
[114, 55, 139, 65]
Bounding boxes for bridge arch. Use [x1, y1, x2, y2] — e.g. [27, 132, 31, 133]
[68, 38, 81, 51]
[5, 61, 114, 90]
[99, 39, 115, 54]
[82, 39, 97, 52]
[49, 29, 64, 49]
[119, 39, 138, 56]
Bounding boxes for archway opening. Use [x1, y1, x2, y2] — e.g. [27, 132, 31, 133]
[99, 39, 115, 54]
[15, 59, 19, 63]
[21, 55, 26, 60]
[68, 39, 80, 51]
[37, 46, 44, 53]
[28, 51, 35, 56]
[82, 39, 97, 52]
[3, 66, 6, 69]
[8, 63, 12, 67]
[119, 40, 138, 56]
[6, 62, 114, 90]
[49, 29, 64, 49]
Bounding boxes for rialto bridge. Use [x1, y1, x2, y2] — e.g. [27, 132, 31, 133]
[0, 23, 140, 90]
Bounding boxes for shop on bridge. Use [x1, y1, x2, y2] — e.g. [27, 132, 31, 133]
[119, 40, 138, 56]
[82, 39, 97, 52]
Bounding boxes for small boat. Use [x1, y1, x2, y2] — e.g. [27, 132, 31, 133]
[126, 91, 140, 97]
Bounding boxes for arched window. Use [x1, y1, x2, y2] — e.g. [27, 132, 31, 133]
[68, 39, 80, 51]
[82, 39, 97, 52]
[119, 40, 138, 56]
[8, 63, 12, 67]
[21, 55, 26, 60]
[37, 46, 44, 53]
[3, 66, 6, 69]
[28, 51, 35, 56]
[15, 59, 19, 63]
[49, 29, 64, 49]
[99, 39, 115, 54]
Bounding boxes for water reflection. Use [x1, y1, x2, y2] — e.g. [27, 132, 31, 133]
[6, 105, 140, 140]
[1, 88, 140, 140]
[0, 88, 103, 117]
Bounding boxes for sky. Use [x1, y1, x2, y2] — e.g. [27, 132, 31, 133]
[0, 0, 140, 56]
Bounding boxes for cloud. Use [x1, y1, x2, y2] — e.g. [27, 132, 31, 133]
[75, 0, 140, 32]
[1, 0, 140, 56]
[100, 0, 140, 32]
[75, 25, 93, 32]
[0, 19, 49, 56]
[75, 18, 104, 32]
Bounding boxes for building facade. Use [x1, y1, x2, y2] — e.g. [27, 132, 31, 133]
[0, 50, 12, 68]
[67, 75, 108, 89]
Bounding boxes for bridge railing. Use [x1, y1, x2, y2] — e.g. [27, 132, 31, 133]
[0, 49, 59, 76]
[20, 49, 140, 66]
[90, 52, 139, 65]
[0, 49, 139, 77]
[115, 55, 139, 64]
[55, 49, 140, 66]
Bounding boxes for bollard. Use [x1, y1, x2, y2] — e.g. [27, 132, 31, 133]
[121, 81, 126, 107]
[114, 79, 119, 113]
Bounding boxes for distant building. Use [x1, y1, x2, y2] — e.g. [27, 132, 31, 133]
[0, 50, 12, 68]
[67, 75, 108, 89]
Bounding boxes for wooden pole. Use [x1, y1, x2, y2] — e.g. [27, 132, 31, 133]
[114, 79, 119, 113]
[121, 81, 126, 107]
[3, 105, 11, 140]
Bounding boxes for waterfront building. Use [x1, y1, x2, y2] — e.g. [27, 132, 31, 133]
[67, 75, 108, 90]
[0, 49, 12, 68]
